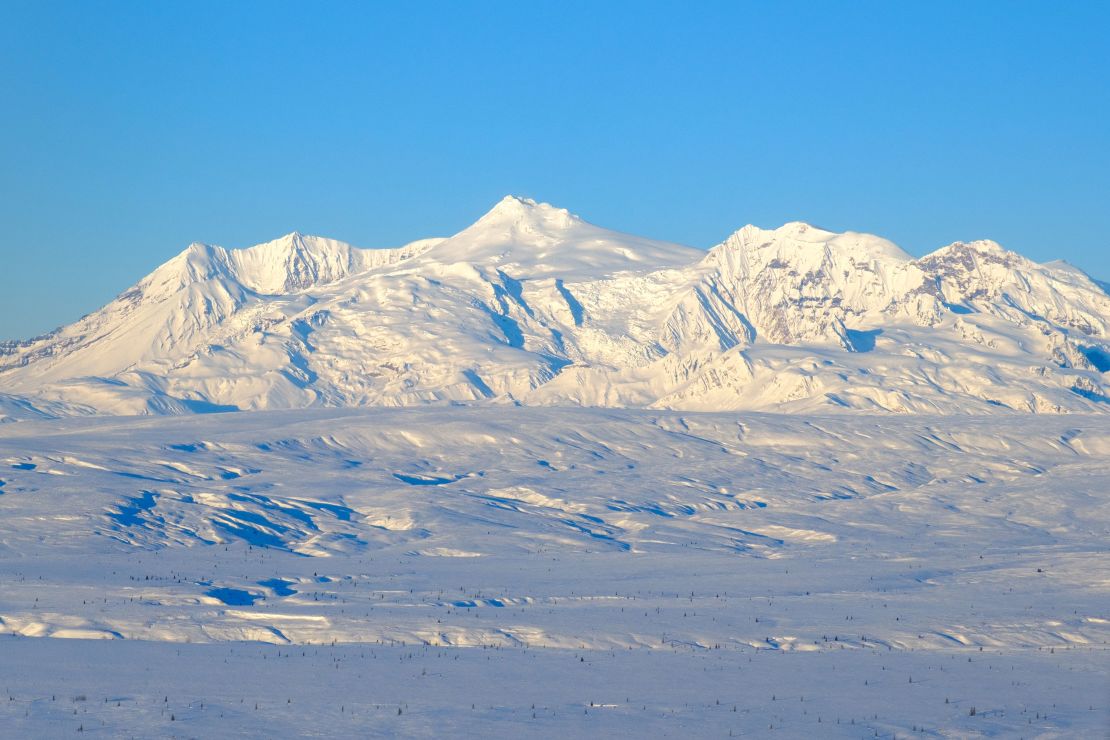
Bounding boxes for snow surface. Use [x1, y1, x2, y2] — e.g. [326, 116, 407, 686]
[3, 196, 1109, 416]
[0, 407, 1106, 736]
[1, 198, 1107, 736]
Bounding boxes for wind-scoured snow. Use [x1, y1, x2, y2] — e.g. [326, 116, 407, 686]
[0, 407, 1106, 736]
[2, 197, 1109, 416]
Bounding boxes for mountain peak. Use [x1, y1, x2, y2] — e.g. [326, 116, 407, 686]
[919, 239, 1020, 269]
[416, 196, 697, 280]
[494, 194, 537, 210]
[941, 239, 1007, 254]
[473, 195, 579, 230]
[6, 200, 1110, 418]
[777, 220, 833, 237]
[718, 222, 912, 264]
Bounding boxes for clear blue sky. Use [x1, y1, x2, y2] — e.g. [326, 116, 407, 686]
[1, 1, 1108, 340]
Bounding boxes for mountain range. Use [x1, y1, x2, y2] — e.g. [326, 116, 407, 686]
[2, 195, 1109, 419]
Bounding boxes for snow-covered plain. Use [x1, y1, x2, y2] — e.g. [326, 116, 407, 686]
[0, 407, 1106, 737]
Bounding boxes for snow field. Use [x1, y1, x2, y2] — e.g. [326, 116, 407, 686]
[0, 407, 1106, 735]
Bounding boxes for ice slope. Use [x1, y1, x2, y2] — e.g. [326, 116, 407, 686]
[0, 407, 1105, 736]
[2, 197, 1109, 415]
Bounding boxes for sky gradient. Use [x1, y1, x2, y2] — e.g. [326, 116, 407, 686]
[1, 1, 1108, 340]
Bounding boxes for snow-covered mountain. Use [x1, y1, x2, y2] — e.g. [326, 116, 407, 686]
[2, 195, 1109, 416]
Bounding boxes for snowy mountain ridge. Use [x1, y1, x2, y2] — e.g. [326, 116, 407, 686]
[2, 195, 1109, 418]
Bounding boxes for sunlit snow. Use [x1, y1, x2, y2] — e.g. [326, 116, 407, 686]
[0, 408, 1106, 736]
[0, 198, 1107, 736]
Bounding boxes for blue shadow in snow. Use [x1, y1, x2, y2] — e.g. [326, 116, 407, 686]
[1079, 345, 1110, 373]
[393, 473, 464, 486]
[845, 328, 882, 353]
[179, 399, 240, 414]
[206, 587, 259, 606]
[258, 578, 297, 597]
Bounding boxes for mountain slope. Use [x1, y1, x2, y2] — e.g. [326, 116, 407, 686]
[1, 197, 1108, 416]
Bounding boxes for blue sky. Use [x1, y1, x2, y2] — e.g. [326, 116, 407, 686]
[1, 1, 1108, 340]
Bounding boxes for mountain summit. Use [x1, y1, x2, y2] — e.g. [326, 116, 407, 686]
[1, 196, 1108, 418]
[416, 195, 699, 279]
